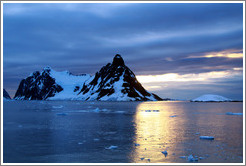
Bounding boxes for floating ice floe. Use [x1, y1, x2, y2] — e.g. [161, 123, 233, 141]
[135, 143, 140, 146]
[200, 136, 214, 140]
[199, 157, 205, 160]
[140, 157, 145, 160]
[188, 155, 198, 162]
[56, 113, 68, 116]
[52, 105, 64, 109]
[92, 108, 108, 113]
[179, 156, 186, 159]
[78, 142, 83, 145]
[153, 110, 159, 112]
[226, 112, 243, 116]
[105, 145, 118, 150]
[162, 151, 168, 157]
[145, 110, 152, 112]
[93, 138, 100, 141]
[169, 115, 177, 117]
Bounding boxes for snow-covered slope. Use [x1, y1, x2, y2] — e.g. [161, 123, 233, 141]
[48, 68, 91, 100]
[191, 94, 232, 102]
[14, 54, 162, 101]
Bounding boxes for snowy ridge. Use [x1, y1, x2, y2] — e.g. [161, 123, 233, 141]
[14, 54, 162, 101]
[191, 94, 232, 102]
[48, 68, 91, 100]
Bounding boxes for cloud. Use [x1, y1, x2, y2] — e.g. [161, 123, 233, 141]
[187, 49, 243, 59]
[136, 70, 242, 84]
[3, 3, 243, 99]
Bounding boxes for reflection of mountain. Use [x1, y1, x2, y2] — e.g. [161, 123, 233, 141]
[14, 54, 162, 101]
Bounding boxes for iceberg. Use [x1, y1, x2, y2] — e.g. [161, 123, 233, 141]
[200, 136, 214, 140]
[226, 112, 243, 116]
[191, 94, 232, 102]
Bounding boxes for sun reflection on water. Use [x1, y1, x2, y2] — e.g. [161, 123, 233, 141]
[130, 101, 186, 163]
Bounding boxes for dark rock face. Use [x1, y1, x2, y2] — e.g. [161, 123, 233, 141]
[14, 68, 63, 100]
[79, 54, 162, 101]
[3, 89, 11, 99]
[14, 54, 162, 101]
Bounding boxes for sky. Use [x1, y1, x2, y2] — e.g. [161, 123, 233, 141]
[3, 2, 244, 100]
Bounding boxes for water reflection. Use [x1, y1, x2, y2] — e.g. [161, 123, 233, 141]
[131, 101, 186, 163]
[130, 101, 243, 163]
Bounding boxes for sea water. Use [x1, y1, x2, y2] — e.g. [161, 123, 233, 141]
[3, 100, 243, 163]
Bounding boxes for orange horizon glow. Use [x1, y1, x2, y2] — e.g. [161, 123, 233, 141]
[136, 70, 242, 84]
[187, 49, 243, 59]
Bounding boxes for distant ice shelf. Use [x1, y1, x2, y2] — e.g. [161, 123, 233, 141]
[191, 94, 232, 102]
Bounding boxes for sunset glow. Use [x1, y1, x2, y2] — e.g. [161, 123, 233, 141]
[187, 49, 243, 59]
[136, 70, 241, 84]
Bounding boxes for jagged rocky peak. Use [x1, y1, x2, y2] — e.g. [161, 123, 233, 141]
[79, 54, 162, 101]
[112, 54, 125, 66]
[14, 67, 63, 100]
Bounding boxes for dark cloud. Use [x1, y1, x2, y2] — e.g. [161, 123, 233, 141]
[3, 3, 243, 99]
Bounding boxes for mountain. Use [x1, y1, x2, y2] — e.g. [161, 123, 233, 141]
[3, 89, 11, 100]
[14, 54, 162, 101]
[191, 94, 232, 102]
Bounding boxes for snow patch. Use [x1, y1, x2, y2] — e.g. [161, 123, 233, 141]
[48, 69, 91, 100]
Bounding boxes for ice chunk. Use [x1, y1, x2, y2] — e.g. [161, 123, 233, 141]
[147, 159, 150, 162]
[135, 143, 140, 146]
[56, 113, 68, 116]
[78, 142, 83, 145]
[162, 151, 168, 157]
[105, 145, 118, 149]
[200, 136, 214, 140]
[115, 111, 125, 114]
[52, 105, 63, 109]
[93, 138, 100, 141]
[140, 157, 145, 160]
[92, 108, 108, 113]
[145, 110, 151, 112]
[199, 157, 205, 160]
[169, 115, 177, 117]
[188, 155, 198, 162]
[226, 112, 243, 115]
[153, 110, 159, 112]
[179, 156, 186, 159]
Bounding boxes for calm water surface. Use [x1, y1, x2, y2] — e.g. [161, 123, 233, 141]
[3, 101, 243, 163]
